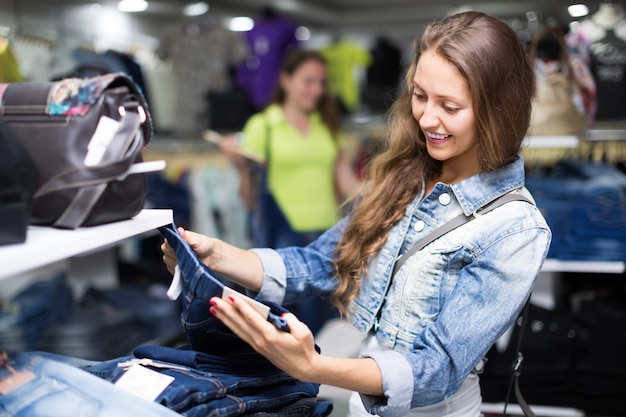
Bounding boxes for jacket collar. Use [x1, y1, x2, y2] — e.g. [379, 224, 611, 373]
[449, 156, 526, 216]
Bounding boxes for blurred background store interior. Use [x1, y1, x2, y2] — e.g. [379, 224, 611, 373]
[0, 0, 617, 122]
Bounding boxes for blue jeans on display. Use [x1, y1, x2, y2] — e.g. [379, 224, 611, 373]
[526, 158, 626, 261]
[71, 347, 331, 417]
[0, 350, 180, 417]
[2, 226, 332, 417]
[158, 223, 290, 338]
[11, 224, 332, 417]
[0, 275, 73, 352]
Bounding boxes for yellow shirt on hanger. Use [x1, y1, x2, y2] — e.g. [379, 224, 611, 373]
[320, 40, 372, 111]
[0, 39, 24, 83]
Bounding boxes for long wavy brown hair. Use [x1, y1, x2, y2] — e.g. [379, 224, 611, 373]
[331, 11, 535, 316]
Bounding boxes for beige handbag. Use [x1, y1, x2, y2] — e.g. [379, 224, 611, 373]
[528, 26, 586, 136]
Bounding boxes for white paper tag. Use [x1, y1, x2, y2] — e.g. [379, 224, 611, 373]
[222, 286, 270, 318]
[166, 265, 183, 300]
[114, 364, 174, 402]
[84, 116, 120, 166]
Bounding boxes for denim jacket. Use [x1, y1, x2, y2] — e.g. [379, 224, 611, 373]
[252, 156, 551, 417]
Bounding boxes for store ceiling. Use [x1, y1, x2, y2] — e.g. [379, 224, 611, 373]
[11, 0, 609, 39]
[143, 0, 606, 35]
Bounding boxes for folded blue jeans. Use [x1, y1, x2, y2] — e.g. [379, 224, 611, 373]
[71, 349, 326, 417]
[151, 223, 331, 417]
[158, 223, 289, 341]
[0, 350, 180, 417]
[0, 275, 73, 351]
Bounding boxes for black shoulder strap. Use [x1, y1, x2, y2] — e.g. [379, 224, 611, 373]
[503, 298, 537, 417]
[391, 193, 533, 278]
[263, 112, 272, 167]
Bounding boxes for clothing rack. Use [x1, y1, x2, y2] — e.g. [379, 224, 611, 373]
[522, 127, 626, 168]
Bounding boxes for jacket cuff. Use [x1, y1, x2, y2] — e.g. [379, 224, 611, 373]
[359, 350, 413, 417]
[248, 248, 287, 303]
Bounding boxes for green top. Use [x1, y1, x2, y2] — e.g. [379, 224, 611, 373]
[320, 40, 372, 111]
[241, 104, 341, 232]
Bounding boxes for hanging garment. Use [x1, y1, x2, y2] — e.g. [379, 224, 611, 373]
[236, 13, 299, 109]
[0, 39, 24, 82]
[320, 40, 372, 112]
[157, 19, 248, 135]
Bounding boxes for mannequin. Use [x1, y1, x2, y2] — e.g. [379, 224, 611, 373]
[568, 0, 626, 120]
[592, 0, 625, 29]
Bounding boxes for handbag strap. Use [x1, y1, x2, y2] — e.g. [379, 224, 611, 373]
[38, 102, 144, 228]
[392, 193, 533, 277]
[503, 299, 537, 417]
[260, 112, 272, 190]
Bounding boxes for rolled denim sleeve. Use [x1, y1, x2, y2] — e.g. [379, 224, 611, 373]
[359, 350, 414, 417]
[249, 248, 287, 303]
[250, 218, 348, 304]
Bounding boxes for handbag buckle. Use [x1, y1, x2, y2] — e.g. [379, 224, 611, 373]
[118, 105, 147, 124]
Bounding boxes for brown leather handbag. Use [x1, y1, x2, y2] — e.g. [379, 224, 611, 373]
[0, 73, 156, 229]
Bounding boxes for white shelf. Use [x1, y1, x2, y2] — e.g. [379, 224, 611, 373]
[523, 135, 580, 148]
[0, 209, 173, 281]
[542, 258, 625, 274]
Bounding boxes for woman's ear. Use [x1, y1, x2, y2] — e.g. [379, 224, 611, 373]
[278, 72, 290, 92]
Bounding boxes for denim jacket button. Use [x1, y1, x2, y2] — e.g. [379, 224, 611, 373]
[414, 220, 425, 232]
[438, 193, 451, 206]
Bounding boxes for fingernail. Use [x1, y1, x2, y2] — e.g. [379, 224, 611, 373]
[209, 307, 216, 315]
[228, 296, 235, 303]
[280, 313, 288, 318]
[210, 300, 217, 306]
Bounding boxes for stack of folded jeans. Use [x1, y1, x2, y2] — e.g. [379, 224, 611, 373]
[0, 275, 73, 352]
[3, 224, 332, 417]
[0, 350, 181, 417]
[526, 158, 626, 261]
[96, 223, 331, 417]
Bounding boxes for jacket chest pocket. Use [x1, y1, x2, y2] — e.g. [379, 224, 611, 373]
[389, 243, 466, 328]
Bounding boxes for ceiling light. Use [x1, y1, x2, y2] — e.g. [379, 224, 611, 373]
[568, 4, 589, 18]
[118, 0, 148, 13]
[227, 17, 254, 32]
[295, 26, 310, 41]
[183, 2, 209, 17]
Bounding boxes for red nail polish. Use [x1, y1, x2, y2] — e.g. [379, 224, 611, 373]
[280, 313, 288, 318]
[228, 296, 235, 303]
[209, 307, 216, 315]
[210, 300, 217, 306]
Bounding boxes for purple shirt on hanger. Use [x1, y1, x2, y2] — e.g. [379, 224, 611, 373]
[237, 14, 299, 109]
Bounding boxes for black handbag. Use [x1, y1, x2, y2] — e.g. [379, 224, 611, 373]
[0, 117, 38, 244]
[0, 72, 156, 229]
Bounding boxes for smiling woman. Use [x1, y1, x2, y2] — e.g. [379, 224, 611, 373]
[411, 50, 479, 186]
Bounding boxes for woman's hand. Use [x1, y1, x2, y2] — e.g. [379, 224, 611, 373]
[219, 134, 248, 168]
[161, 228, 265, 292]
[161, 227, 217, 275]
[209, 293, 320, 382]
